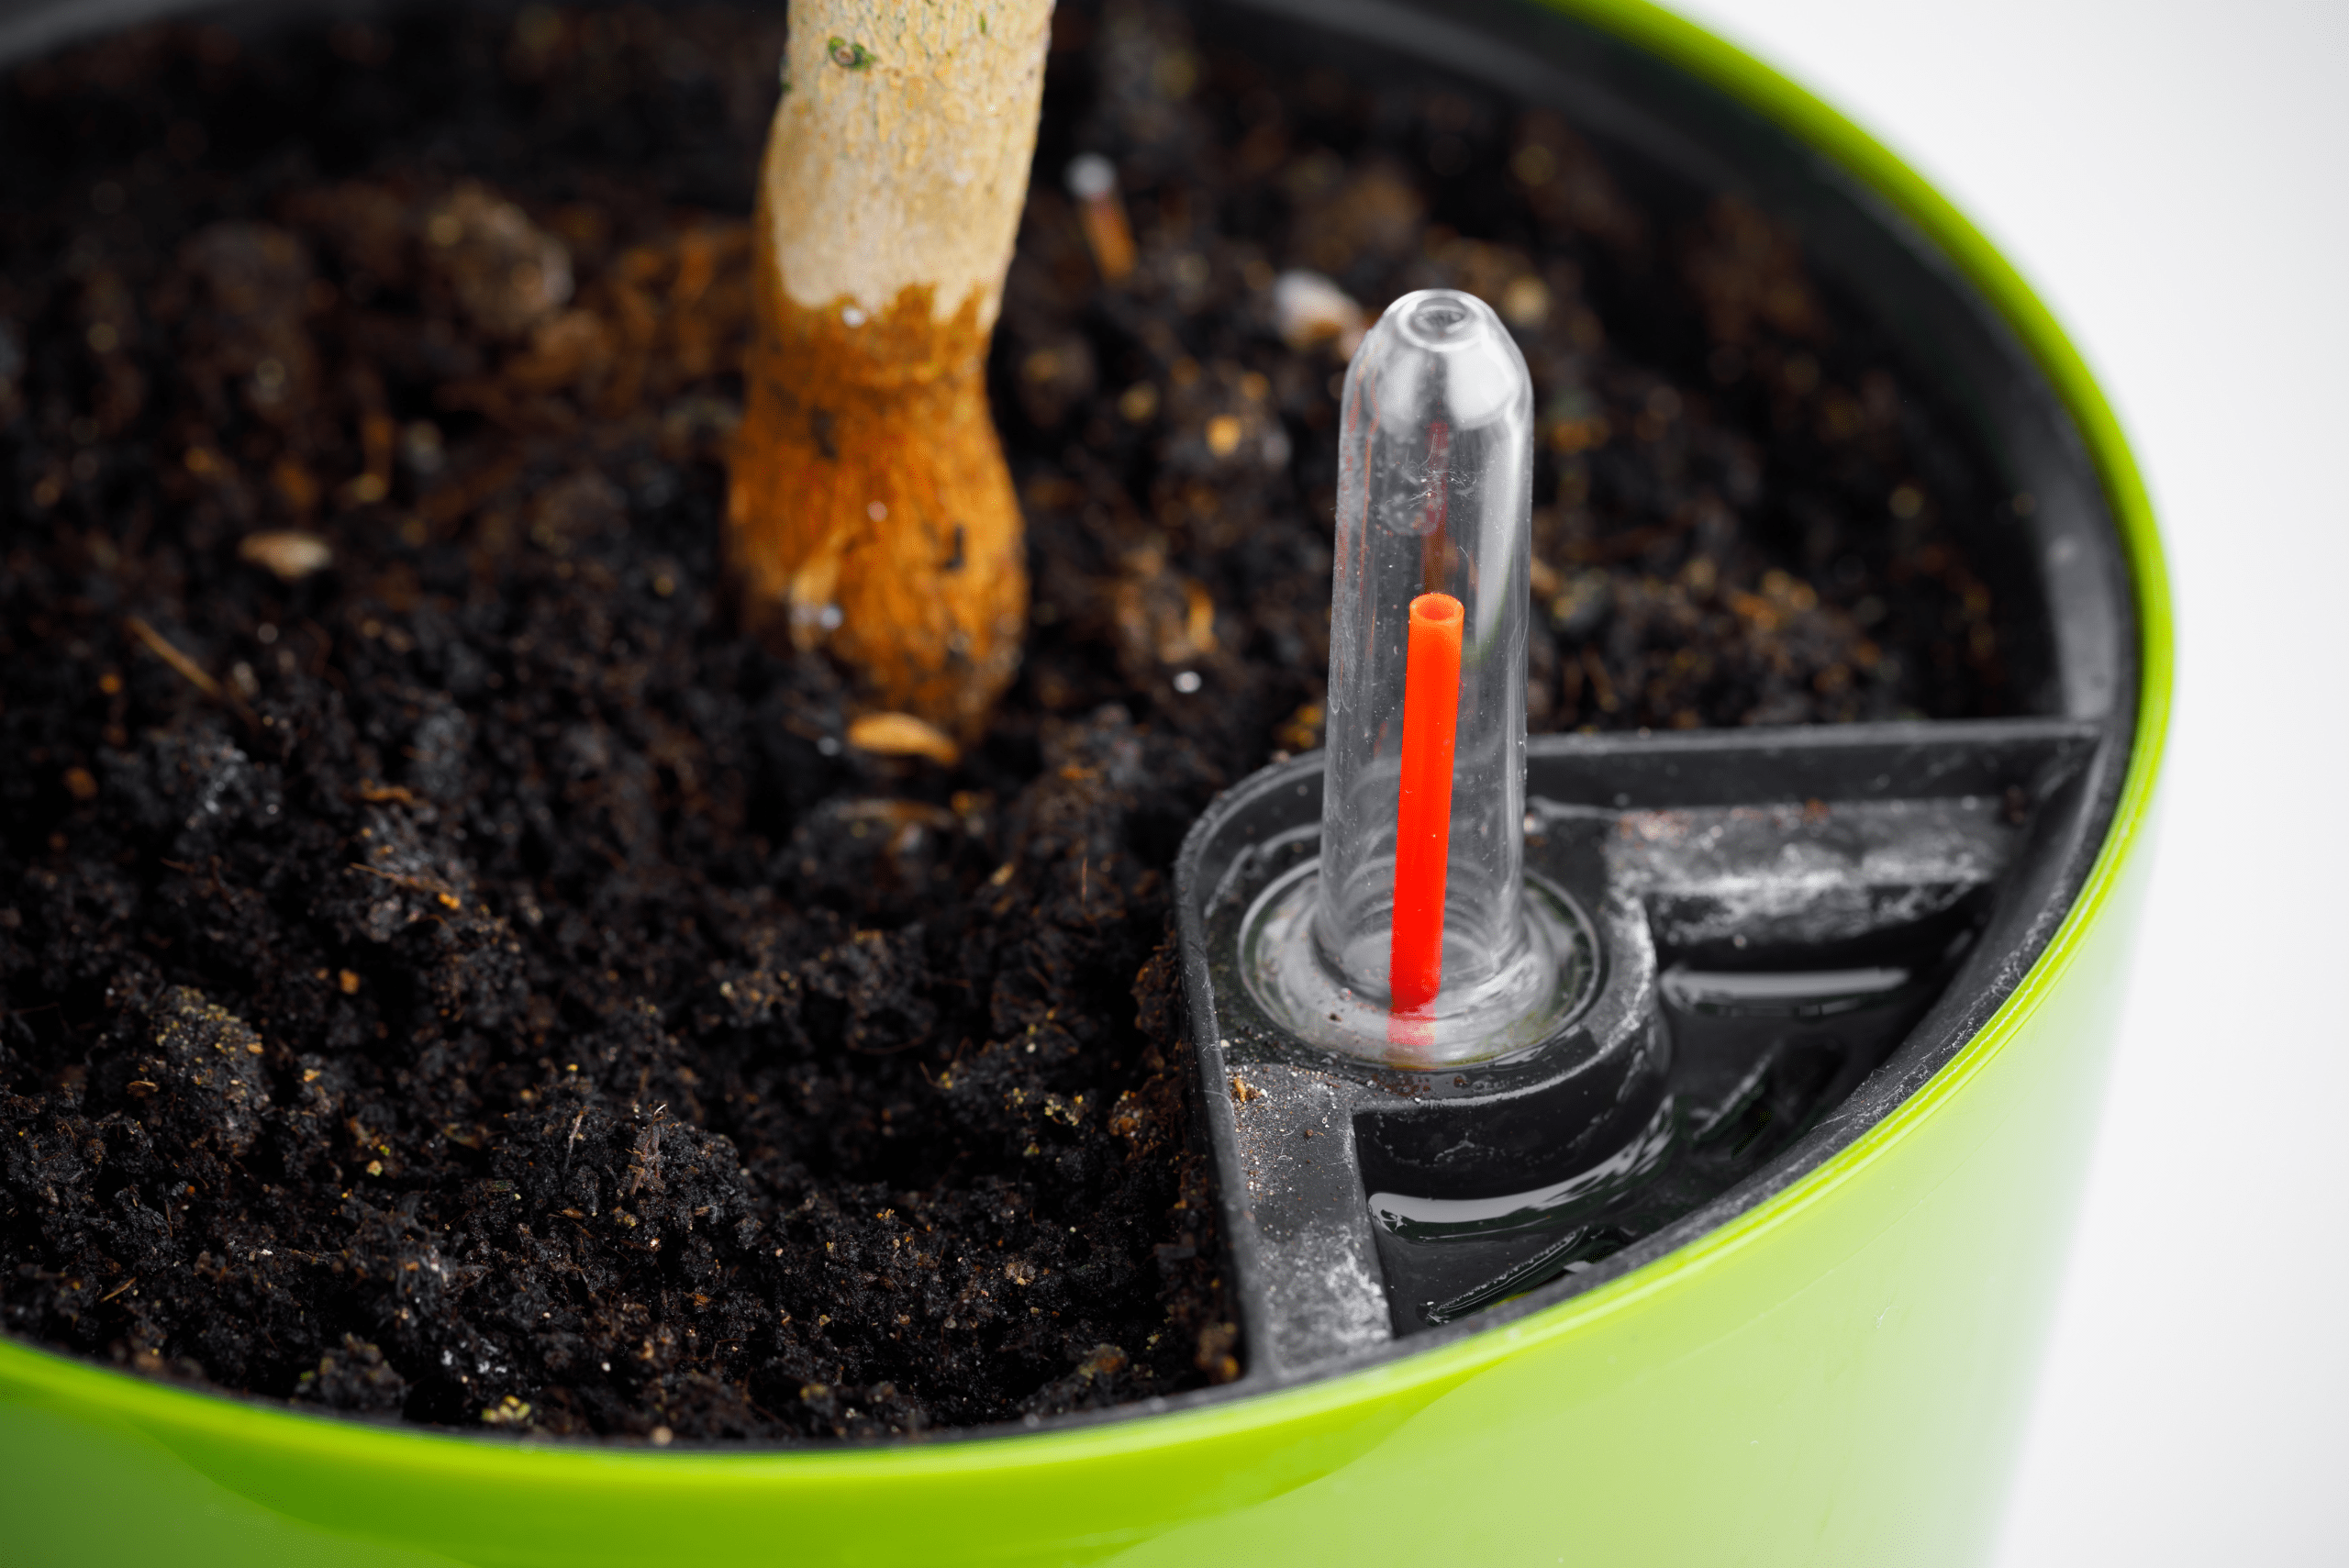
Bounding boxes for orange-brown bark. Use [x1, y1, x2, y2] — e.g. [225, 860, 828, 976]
[728, 264, 1025, 739]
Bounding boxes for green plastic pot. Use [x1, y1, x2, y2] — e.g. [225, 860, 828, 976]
[0, 0, 2169, 1562]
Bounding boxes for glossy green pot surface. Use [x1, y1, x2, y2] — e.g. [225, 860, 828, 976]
[0, 0, 2172, 1562]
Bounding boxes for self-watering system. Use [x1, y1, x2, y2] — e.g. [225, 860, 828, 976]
[1184, 286, 2100, 1362]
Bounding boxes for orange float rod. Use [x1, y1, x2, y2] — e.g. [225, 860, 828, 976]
[1389, 592, 1463, 1016]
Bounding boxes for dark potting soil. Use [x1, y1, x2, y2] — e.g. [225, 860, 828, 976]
[0, 1, 2023, 1440]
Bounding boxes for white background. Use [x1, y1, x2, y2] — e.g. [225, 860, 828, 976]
[1664, 2, 2349, 1562]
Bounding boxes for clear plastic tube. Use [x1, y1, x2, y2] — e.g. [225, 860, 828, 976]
[1242, 288, 1580, 1065]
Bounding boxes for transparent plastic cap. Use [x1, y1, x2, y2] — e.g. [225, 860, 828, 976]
[1243, 289, 1584, 1065]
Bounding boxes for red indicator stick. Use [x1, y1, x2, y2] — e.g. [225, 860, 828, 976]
[1389, 592, 1464, 1017]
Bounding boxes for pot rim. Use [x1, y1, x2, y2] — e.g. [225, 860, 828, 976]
[0, 0, 2173, 1473]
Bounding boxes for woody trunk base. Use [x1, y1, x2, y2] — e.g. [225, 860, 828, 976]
[727, 0, 1050, 739]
